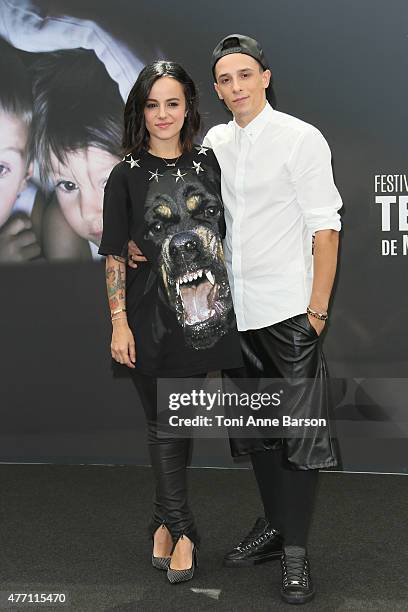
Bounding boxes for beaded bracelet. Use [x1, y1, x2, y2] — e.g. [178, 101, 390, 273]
[307, 306, 328, 321]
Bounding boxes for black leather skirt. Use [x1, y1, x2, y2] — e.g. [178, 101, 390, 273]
[222, 313, 341, 470]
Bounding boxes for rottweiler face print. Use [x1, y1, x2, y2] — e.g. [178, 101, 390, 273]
[144, 169, 234, 350]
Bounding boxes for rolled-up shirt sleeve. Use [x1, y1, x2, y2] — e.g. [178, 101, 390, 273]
[98, 163, 130, 258]
[288, 126, 342, 234]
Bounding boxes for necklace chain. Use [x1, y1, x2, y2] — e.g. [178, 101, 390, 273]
[160, 154, 181, 167]
[147, 147, 182, 167]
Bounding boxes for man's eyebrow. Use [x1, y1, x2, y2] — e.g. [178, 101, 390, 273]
[217, 68, 254, 79]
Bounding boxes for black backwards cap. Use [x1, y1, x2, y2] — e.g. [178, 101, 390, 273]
[211, 34, 269, 77]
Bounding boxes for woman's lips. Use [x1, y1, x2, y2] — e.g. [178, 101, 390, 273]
[156, 123, 172, 128]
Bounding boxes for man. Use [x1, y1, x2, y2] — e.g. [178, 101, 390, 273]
[129, 34, 342, 605]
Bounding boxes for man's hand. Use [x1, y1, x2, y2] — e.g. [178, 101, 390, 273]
[127, 239, 147, 268]
[308, 229, 339, 336]
[307, 314, 326, 336]
[0, 212, 41, 262]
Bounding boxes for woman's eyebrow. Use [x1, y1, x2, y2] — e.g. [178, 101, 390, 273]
[146, 97, 181, 102]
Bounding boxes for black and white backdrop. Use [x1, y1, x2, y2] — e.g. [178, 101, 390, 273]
[1, 0, 407, 472]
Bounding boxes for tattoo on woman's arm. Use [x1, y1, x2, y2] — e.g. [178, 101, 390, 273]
[106, 262, 125, 311]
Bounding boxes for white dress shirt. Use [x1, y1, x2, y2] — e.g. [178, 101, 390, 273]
[203, 102, 342, 331]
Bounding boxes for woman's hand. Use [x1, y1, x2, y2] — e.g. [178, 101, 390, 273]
[111, 318, 136, 368]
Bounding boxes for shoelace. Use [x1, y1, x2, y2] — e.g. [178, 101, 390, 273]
[282, 555, 310, 587]
[237, 520, 277, 551]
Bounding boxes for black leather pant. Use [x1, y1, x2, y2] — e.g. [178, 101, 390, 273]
[224, 313, 340, 469]
[223, 313, 340, 547]
[130, 371, 204, 546]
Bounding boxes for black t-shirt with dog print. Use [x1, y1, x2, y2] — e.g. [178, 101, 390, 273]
[98, 145, 243, 377]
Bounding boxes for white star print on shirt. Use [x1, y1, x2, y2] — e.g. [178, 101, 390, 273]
[124, 155, 140, 168]
[192, 161, 204, 174]
[172, 169, 187, 182]
[148, 169, 163, 182]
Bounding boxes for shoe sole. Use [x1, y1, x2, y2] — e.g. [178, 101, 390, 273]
[223, 550, 282, 567]
[280, 589, 315, 605]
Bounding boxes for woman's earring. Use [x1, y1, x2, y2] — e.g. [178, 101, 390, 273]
[185, 111, 188, 117]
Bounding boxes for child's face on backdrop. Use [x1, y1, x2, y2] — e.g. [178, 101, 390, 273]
[0, 111, 32, 228]
[50, 146, 121, 246]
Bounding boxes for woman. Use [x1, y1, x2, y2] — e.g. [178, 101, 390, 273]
[98, 61, 243, 583]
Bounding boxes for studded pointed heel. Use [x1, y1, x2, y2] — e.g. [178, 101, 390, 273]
[151, 523, 172, 571]
[151, 553, 171, 570]
[167, 536, 198, 584]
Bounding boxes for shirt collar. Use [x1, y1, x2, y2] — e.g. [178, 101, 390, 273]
[234, 101, 273, 144]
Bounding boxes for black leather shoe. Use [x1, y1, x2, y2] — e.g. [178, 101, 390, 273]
[223, 517, 283, 567]
[280, 545, 315, 604]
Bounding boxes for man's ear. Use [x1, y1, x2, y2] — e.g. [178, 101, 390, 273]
[263, 69, 272, 89]
[214, 82, 223, 100]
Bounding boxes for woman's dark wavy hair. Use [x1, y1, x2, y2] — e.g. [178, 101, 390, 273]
[123, 61, 201, 156]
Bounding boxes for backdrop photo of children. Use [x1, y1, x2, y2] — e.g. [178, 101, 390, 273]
[0, 0, 144, 262]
